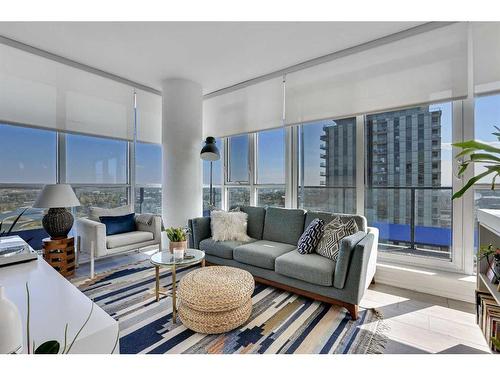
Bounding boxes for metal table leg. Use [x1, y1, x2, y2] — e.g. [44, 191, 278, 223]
[172, 264, 177, 323]
[155, 265, 160, 302]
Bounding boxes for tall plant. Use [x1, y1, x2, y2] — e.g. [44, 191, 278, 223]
[452, 126, 500, 199]
[0, 208, 28, 237]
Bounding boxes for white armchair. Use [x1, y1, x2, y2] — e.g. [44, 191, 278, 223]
[76, 206, 161, 278]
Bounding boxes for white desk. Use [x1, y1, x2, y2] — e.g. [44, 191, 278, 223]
[0, 256, 119, 354]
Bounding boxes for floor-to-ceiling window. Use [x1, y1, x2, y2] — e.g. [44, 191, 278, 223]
[135, 142, 162, 215]
[298, 117, 356, 213]
[0, 123, 57, 231]
[255, 128, 285, 207]
[66, 133, 129, 218]
[364, 102, 453, 261]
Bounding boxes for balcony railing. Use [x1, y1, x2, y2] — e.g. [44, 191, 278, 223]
[366, 186, 452, 260]
[300, 185, 453, 260]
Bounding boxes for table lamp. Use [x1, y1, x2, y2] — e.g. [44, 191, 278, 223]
[33, 184, 81, 239]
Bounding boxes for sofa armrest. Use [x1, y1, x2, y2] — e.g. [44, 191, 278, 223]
[135, 215, 162, 243]
[334, 231, 367, 289]
[188, 217, 211, 249]
[340, 227, 378, 304]
[76, 218, 107, 258]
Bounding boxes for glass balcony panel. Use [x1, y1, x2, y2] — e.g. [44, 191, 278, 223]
[135, 186, 162, 215]
[203, 186, 222, 216]
[257, 187, 285, 207]
[300, 187, 356, 214]
[0, 188, 44, 231]
[227, 187, 250, 208]
[73, 186, 128, 218]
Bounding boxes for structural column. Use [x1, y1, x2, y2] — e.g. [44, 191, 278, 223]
[162, 78, 203, 228]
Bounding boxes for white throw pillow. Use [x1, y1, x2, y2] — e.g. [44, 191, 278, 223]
[211, 211, 251, 242]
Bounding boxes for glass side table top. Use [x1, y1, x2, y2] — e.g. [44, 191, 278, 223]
[150, 249, 205, 267]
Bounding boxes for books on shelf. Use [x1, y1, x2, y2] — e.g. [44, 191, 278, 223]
[476, 291, 500, 353]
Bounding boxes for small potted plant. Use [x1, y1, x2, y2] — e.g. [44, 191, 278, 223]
[165, 227, 189, 253]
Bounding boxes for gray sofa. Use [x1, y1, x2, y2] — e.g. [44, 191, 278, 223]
[188, 206, 378, 320]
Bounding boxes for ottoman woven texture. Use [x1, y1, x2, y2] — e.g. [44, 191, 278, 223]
[177, 266, 254, 334]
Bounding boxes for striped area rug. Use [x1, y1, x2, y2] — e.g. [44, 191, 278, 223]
[74, 261, 388, 354]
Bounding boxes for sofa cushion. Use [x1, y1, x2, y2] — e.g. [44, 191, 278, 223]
[263, 207, 305, 245]
[275, 251, 336, 287]
[89, 205, 133, 222]
[106, 231, 154, 249]
[233, 240, 296, 270]
[304, 211, 367, 233]
[199, 238, 256, 260]
[297, 218, 325, 254]
[238, 206, 266, 240]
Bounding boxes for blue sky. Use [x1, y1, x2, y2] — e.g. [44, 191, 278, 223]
[2, 93, 500, 186]
[0, 123, 161, 184]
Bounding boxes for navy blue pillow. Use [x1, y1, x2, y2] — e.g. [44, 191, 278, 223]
[297, 218, 325, 254]
[99, 213, 136, 236]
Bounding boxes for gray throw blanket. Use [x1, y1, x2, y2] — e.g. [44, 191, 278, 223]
[135, 213, 155, 225]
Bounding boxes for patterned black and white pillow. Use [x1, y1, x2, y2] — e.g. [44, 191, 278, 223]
[315, 218, 359, 261]
[297, 218, 325, 254]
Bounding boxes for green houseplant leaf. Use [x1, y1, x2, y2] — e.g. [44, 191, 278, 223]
[452, 128, 500, 200]
[34, 340, 60, 354]
[165, 226, 187, 242]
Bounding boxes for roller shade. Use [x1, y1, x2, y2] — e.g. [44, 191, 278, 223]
[136, 89, 162, 144]
[285, 23, 468, 125]
[472, 22, 500, 95]
[203, 76, 284, 138]
[0, 43, 135, 140]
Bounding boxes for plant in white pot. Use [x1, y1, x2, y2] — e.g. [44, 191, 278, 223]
[165, 227, 189, 253]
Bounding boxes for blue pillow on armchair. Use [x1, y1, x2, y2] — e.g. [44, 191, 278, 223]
[99, 213, 136, 236]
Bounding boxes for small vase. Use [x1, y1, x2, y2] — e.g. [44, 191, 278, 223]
[169, 240, 187, 253]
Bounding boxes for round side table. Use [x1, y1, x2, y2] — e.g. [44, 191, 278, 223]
[150, 249, 205, 323]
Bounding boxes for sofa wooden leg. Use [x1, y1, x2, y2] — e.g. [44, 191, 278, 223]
[347, 304, 359, 320]
[371, 277, 376, 285]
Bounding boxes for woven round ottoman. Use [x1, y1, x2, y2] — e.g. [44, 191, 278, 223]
[177, 266, 254, 334]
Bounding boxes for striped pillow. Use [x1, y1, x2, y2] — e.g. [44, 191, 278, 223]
[315, 218, 359, 261]
[297, 218, 325, 254]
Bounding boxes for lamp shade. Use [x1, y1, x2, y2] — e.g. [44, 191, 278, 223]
[33, 184, 81, 208]
[200, 136, 220, 161]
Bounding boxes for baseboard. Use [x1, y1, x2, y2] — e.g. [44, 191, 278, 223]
[375, 262, 476, 303]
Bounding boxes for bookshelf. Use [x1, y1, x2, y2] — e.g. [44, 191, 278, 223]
[476, 209, 500, 353]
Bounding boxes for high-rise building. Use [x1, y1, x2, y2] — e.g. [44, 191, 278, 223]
[321, 106, 451, 252]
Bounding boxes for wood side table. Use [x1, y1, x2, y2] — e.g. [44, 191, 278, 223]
[42, 237, 76, 278]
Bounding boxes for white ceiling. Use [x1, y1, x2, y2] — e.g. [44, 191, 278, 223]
[0, 22, 424, 94]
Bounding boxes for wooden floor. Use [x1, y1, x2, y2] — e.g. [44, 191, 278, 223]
[73, 249, 491, 354]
